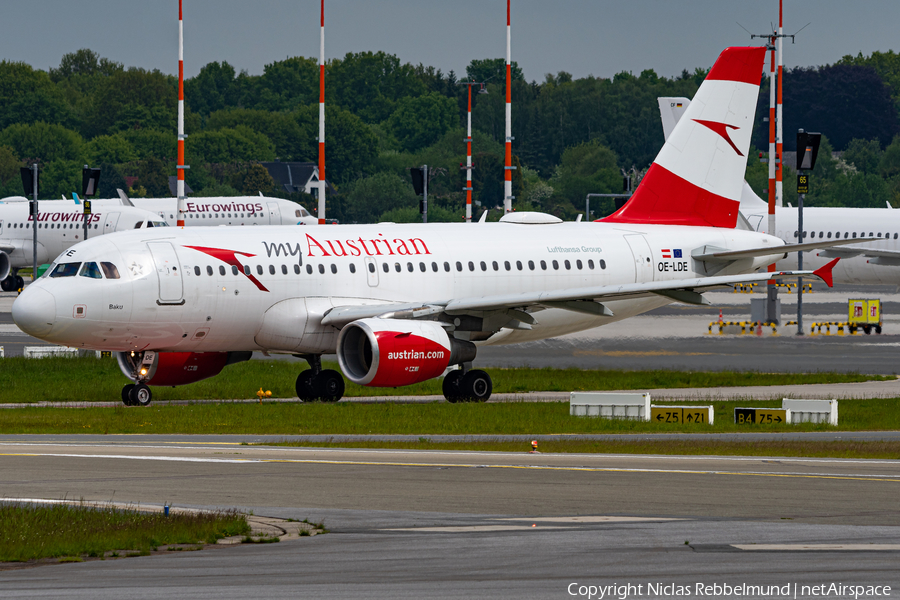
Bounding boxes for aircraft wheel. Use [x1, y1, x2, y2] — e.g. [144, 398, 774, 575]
[442, 370, 463, 403]
[0, 277, 13, 292]
[130, 383, 152, 407]
[122, 384, 136, 406]
[314, 370, 344, 402]
[15, 276, 24, 290]
[295, 370, 316, 402]
[460, 370, 492, 402]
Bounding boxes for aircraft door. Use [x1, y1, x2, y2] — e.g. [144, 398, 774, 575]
[624, 234, 654, 283]
[267, 202, 281, 224]
[364, 257, 379, 287]
[103, 212, 120, 234]
[147, 242, 184, 304]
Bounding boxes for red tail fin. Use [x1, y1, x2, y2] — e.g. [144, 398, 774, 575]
[813, 257, 840, 288]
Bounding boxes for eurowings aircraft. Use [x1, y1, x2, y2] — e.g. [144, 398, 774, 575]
[659, 97, 900, 284]
[0, 200, 166, 291]
[0, 193, 316, 291]
[14, 47, 847, 406]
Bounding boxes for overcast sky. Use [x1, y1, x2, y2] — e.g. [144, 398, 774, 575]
[2, 1, 898, 82]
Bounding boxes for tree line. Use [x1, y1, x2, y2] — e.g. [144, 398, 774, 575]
[2, 47, 900, 222]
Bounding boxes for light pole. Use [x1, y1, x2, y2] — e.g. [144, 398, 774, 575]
[20, 164, 39, 285]
[458, 80, 488, 222]
[795, 128, 822, 336]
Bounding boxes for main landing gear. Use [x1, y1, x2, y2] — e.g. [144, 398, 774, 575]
[442, 365, 492, 403]
[0, 271, 25, 292]
[121, 383, 152, 407]
[295, 354, 345, 402]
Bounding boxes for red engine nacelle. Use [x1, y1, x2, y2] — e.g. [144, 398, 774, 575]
[337, 318, 475, 387]
[116, 351, 252, 386]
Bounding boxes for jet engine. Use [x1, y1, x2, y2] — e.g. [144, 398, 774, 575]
[0, 251, 10, 282]
[116, 350, 252, 386]
[337, 318, 476, 387]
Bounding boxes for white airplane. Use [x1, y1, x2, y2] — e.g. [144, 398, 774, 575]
[14, 46, 848, 407]
[0, 200, 166, 291]
[659, 96, 900, 285]
[0, 193, 317, 291]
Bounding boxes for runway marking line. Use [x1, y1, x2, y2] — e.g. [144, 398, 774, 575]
[4, 452, 900, 483]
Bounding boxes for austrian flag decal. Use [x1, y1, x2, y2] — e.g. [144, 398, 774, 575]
[661, 249, 683, 259]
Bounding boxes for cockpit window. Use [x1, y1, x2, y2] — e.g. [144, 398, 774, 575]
[134, 221, 144, 229]
[50, 262, 81, 278]
[149, 220, 168, 227]
[41, 262, 57, 279]
[79, 262, 103, 279]
[100, 262, 121, 279]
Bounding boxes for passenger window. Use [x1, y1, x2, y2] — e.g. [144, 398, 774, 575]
[233, 266, 240, 275]
[552, 260, 559, 270]
[269, 265, 276, 275]
[244, 265, 251, 275]
[207, 266, 214, 276]
[576, 260, 583, 269]
[368, 263, 376, 273]
[480, 261, 487, 271]
[419, 262, 426, 272]
[50, 263, 81, 278]
[281, 265, 288, 275]
[306, 265, 313, 274]
[100, 262, 120, 279]
[331, 264, 337, 274]
[295, 264, 301, 274]
[827, 232, 832, 239]
[895, 234, 898, 240]
[349, 263, 356, 274]
[588, 260, 595, 269]
[844, 233, 849, 238]
[600, 259, 607, 269]
[407, 262, 413, 272]
[79, 262, 103, 279]
[852, 233, 857, 238]
[540, 260, 547, 270]
[194, 266, 201, 276]
[565, 260, 571, 270]
[431, 262, 438, 272]
[395, 263, 401, 273]
[504, 261, 511, 271]
[528, 260, 535, 270]
[256, 265, 264, 275]
[492, 261, 499, 271]
[516, 260, 523, 270]
[443, 262, 450, 272]
[468, 261, 475, 271]
[456, 262, 463, 272]
[318, 264, 325, 274]
[793, 231, 798, 238]
[220, 266, 226, 276]
[383, 263, 389, 273]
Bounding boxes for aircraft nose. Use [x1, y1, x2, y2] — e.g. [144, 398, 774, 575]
[12, 287, 56, 338]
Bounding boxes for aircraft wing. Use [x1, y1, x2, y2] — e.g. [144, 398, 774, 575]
[321, 261, 839, 329]
[694, 238, 878, 262]
[819, 244, 900, 266]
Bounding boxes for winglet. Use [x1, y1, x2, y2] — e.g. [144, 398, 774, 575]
[813, 257, 840, 288]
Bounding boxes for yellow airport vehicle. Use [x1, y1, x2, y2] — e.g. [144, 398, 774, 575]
[848, 299, 882, 335]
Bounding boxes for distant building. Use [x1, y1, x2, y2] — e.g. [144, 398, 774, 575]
[261, 161, 334, 196]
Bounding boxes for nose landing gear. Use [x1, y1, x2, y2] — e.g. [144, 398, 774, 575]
[119, 351, 155, 406]
[295, 354, 344, 402]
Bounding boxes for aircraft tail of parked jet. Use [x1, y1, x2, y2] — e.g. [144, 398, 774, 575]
[604, 47, 766, 228]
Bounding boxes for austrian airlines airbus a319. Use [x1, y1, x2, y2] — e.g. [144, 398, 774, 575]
[14, 47, 848, 406]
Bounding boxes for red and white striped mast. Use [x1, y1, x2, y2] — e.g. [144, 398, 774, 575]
[465, 82, 473, 222]
[767, 37, 776, 238]
[176, 0, 187, 228]
[775, 0, 784, 209]
[317, 0, 326, 224]
[503, 0, 513, 214]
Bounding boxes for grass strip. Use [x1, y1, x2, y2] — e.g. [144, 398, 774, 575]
[0, 356, 889, 403]
[269, 439, 900, 460]
[0, 502, 249, 563]
[3, 399, 900, 435]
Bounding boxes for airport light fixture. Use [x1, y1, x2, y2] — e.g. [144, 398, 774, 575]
[795, 129, 822, 337]
[20, 164, 38, 284]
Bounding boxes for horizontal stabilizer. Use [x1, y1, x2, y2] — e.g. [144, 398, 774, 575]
[694, 238, 878, 262]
